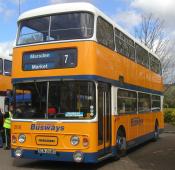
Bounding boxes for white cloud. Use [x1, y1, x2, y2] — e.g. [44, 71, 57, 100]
[113, 10, 141, 32]
[50, 0, 92, 4]
[0, 0, 27, 20]
[131, 0, 175, 32]
[0, 42, 14, 59]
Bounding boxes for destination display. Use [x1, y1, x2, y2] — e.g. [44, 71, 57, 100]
[23, 48, 77, 71]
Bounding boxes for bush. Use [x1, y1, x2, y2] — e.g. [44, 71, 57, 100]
[164, 109, 175, 124]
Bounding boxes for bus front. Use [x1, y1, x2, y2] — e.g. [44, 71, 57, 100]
[0, 56, 12, 113]
[11, 5, 99, 163]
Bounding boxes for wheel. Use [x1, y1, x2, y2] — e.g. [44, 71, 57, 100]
[153, 123, 159, 141]
[114, 129, 127, 160]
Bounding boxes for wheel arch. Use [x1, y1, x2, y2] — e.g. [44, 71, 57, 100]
[116, 125, 127, 139]
[155, 119, 159, 128]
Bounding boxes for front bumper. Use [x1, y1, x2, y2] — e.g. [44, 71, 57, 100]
[11, 149, 99, 163]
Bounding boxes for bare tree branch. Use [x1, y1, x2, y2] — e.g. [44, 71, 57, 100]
[135, 13, 175, 87]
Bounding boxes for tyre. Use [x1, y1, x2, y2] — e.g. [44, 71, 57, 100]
[114, 128, 127, 160]
[153, 122, 159, 141]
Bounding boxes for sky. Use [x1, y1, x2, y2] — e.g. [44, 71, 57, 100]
[0, 0, 175, 58]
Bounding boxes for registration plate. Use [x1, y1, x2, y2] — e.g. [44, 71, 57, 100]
[38, 148, 56, 154]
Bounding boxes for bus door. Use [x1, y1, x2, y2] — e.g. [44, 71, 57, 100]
[98, 83, 112, 156]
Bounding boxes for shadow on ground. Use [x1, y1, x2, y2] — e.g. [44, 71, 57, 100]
[127, 135, 175, 170]
[12, 141, 153, 170]
[12, 134, 175, 170]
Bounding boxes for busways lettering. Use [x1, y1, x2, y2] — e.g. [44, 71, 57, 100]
[31, 124, 64, 132]
[131, 118, 144, 127]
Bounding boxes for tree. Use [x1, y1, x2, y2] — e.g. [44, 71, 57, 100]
[164, 85, 175, 108]
[135, 13, 175, 84]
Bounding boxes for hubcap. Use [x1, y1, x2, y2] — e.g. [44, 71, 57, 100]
[117, 136, 126, 150]
[155, 127, 159, 138]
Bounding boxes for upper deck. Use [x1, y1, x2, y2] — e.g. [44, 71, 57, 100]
[12, 3, 163, 94]
[16, 2, 160, 60]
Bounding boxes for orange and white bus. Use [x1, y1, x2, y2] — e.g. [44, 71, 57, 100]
[0, 55, 12, 113]
[11, 2, 164, 163]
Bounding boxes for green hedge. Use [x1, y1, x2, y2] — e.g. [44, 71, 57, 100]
[164, 109, 175, 125]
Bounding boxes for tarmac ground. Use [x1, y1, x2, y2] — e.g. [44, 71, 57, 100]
[0, 124, 174, 170]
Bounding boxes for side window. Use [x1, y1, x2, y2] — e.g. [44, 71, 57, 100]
[115, 28, 135, 60]
[4, 60, 12, 76]
[159, 61, 162, 75]
[138, 93, 151, 112]
[0, 59, 2, 74]
[150, 54, 161, 74]
[17, 16, 50, 45]
[97, 17, 115, 50]
[125, 35, 135, 60]
[136, 44, 149, 68]
[117, 89, 137, 114]
[152, 95, 161, 112]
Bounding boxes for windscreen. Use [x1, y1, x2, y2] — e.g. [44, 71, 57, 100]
[17, 12, 94, 45]
[13, 81, 96, 120]
[14, 82, 47, 119]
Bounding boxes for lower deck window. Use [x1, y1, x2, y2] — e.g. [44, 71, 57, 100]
[152, 95, 161, 111]
[118, 89, 137, 114]
[138, 93, 151, 112]
[13, 81, 96, 120]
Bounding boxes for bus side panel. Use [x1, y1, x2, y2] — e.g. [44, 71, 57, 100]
[13, 42, 163, 93]
[0, 75, 12, 91]
[94, 43, 163, 93]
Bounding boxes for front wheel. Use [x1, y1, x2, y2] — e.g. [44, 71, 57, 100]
[114, 130, 127, 160]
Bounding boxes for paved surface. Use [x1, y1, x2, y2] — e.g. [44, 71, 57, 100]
[0, 132, 175, 170]
[164, 123, 175, 133]
[0, 133, 175, 170]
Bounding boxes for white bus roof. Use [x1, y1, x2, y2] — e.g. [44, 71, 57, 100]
[1, 55, 12, 61]
[18, 2, 160, 60]
[18, 2, 98, 21]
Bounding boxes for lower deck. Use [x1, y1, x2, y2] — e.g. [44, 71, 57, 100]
[11, 79, 164, 163]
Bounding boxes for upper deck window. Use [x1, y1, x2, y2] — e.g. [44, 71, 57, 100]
[17, 12, 94, 45]
[136, 44, 149, 68]
[115, 28, 135, 60]
[97, 17, 115, 50]
[150, 54, 161, 74]
[17, 16, 50, 45]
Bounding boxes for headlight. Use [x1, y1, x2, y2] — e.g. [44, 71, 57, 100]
[18, 134, 26, 143]
[70, 136, 80, 146]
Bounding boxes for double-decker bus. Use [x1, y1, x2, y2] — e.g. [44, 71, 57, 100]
[11, 2, 164, 163]
[0, 55, 12, 113]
